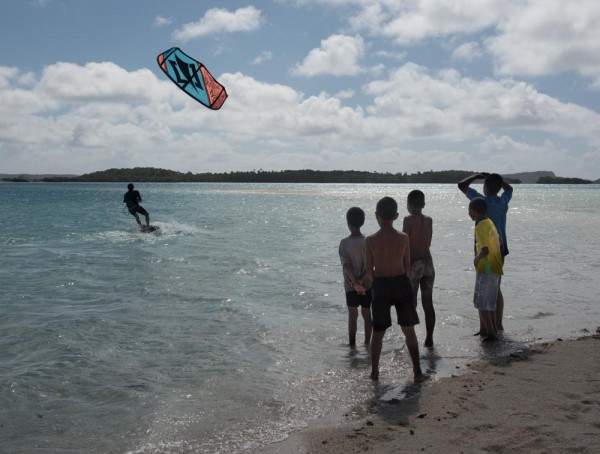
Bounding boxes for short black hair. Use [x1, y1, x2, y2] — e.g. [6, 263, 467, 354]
[127, 183, 134, 190]
[484, 173, 503, 195]
[469, 197, 488, 215]
[407, 190, 425, 209]
[376, 196, 398, 220]
[346, 207, 365, 228]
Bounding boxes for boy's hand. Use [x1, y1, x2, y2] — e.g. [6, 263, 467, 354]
[473, 248, 488, 268]
[353, 283, 367, 295]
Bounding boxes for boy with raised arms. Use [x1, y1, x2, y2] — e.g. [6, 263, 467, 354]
[366, 196, 428, 383]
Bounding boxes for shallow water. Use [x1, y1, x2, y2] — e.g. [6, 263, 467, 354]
[0, 182, 598, 453]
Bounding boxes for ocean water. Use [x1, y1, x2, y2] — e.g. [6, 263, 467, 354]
[1, 182, 598, 453]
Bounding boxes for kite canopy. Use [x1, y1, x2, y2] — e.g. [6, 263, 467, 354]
[157, 47, 228, 110]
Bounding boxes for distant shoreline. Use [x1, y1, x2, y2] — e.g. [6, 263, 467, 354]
[4, 168, 596, 184]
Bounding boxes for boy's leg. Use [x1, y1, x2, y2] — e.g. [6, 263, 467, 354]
[473, 274, 488, 336]
[411, 284, 418, 308]
[347, 306, 358, 346]
[495, 257, 505, 331]
[370, 330, 385, 380]
[477, 312, 488, 338]
[420, 287, 435, 347]
[133, 213, 142, 226]
[479, 310, 498, 342]
[495, 288, 504, 331]
[144, 212, 150, 227]
[400, 325, 428, 382]
[361, 306, 372, 344]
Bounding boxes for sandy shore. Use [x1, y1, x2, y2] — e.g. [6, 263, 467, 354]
[258, 334, 600, 453]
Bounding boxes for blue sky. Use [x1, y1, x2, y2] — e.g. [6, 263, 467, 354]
[1, 0, 600, 178]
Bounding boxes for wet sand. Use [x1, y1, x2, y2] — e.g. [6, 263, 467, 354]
[258, 334, 600, 453]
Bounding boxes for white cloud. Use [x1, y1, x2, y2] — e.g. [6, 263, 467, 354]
[330, 0, 600, 82]
[451, 41, 483, 61]
[18, 71, 37, 86]
[364, 63, 600, 143]
[0, 66, 19, 88]
[172, 6, 264, 41]
[37, 62, 162, 104]
[590, 77, 600, 91]
[292, 34, 366, 77]
[153, 15, 173, 27]
[486, 0, 600, 80]
[1, 59, 600, 178]
[335, 89, 354, 99]
[252, 51, 273, 66]
[348, 0, 511, 44]
[373, 49, 407, 60]
[477, 134, 579, 175]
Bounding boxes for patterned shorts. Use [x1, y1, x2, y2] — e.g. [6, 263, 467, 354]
[408, 257, 435, 293]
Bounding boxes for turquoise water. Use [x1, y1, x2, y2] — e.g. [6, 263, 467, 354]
[1, 183, 599, 453]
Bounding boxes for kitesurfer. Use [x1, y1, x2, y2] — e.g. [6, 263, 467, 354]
[123, 183, 150, 231]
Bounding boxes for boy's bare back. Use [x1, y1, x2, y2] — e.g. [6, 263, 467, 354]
[403, 214, 432, 263]
[366, 227, 410, 278]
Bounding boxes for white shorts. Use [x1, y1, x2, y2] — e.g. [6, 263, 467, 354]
[473, 273, 500, 311]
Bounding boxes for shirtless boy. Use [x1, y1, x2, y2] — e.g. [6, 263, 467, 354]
[366, 196, 428, 383]
[403, 190, 435, 347]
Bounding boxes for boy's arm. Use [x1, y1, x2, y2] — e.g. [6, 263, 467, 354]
[403, 236, 411, 274]
[429, 217, 433, 247]
[458, 173, 487, 194]
[365, 238, 374, 281]
[342, 263, 366, 295]
[502, 180, 513, 193]
[474, 223, 490, 268]
[474, 247, 489, 269]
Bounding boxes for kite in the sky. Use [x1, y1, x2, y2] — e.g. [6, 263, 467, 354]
[157, 47, 228, 110]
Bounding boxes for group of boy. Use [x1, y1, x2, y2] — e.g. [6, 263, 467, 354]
[339, 172, 512, 382]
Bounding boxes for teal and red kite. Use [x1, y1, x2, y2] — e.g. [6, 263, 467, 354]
[157, 47, 228, 110]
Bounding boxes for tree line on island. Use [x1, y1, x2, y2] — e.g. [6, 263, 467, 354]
[2, 168, 597, 184]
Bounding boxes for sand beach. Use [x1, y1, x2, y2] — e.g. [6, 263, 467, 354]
[259, 334, 600, 453]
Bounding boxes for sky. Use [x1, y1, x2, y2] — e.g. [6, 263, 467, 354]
[1, 0, 600, 179]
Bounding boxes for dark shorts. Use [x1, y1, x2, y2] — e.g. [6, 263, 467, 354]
[128, 205, 148, 216]
[372, 274, 419, 331]
[345, 289, 372, 308]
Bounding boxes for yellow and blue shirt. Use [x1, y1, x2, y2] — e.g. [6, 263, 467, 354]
[475, 218, 503, 275]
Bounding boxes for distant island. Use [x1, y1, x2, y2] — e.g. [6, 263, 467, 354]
[1, 168, 597, 184]
[536, 176, 595, 184]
